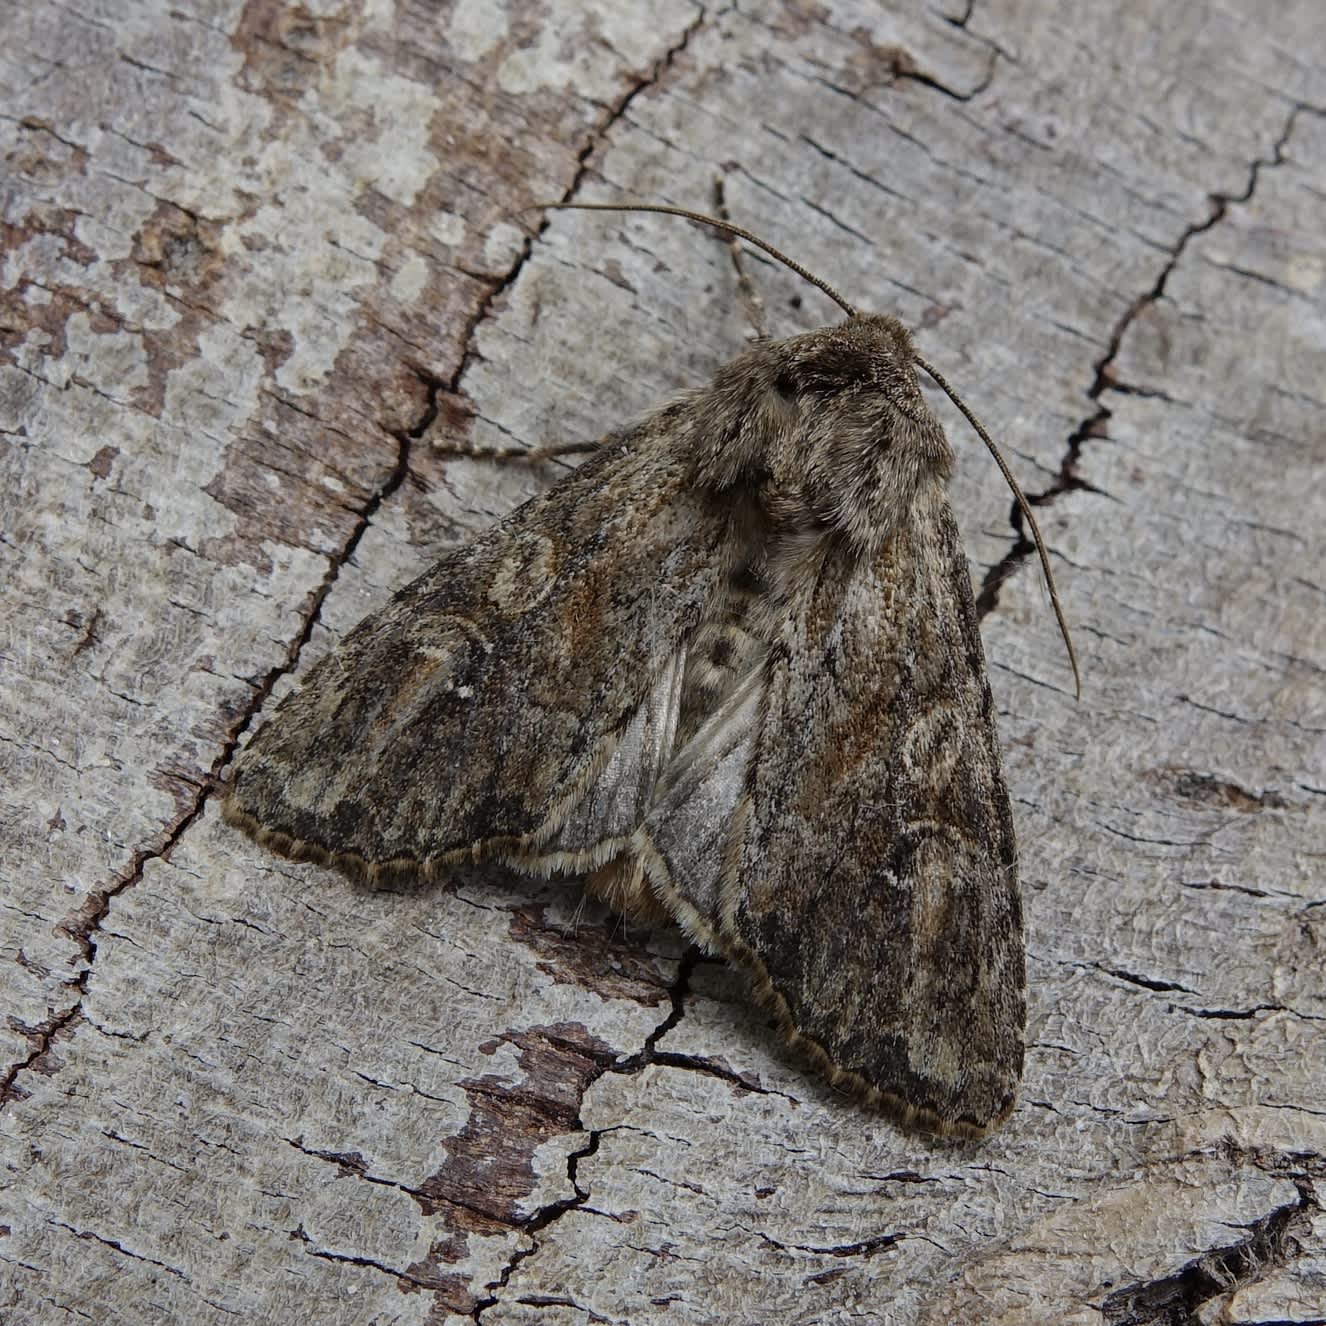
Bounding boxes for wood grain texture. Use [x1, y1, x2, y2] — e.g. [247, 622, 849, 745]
[2, 1, 1322, 1323]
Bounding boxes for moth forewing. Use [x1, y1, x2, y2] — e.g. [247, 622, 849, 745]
[225, 437, 725, 871]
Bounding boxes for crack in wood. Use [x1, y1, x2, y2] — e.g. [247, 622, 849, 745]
[0, 388, 428, 1109]
[467, 951, 703, 1321]
[976, 102, 1318, 623]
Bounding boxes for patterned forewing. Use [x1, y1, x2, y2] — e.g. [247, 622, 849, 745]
[730, 486, 1022, 1134]
[225, 437, 730, 875]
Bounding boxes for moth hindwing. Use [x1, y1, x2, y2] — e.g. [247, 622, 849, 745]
[226, 218, 1055, 1137]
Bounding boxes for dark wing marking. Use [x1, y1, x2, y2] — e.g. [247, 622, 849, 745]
[224, 436, 731, 881]
[643, 486, 1021, 1136]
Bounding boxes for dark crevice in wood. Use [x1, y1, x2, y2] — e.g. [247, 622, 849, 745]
[289, 1222, 446, 1294]
[533, 6, 709, 220]
[0, 387, 425, 1112]
[976, 101, 1313, 623]
[1101, 1178, 1319, 1326]
[468, 1130, 608, 1324]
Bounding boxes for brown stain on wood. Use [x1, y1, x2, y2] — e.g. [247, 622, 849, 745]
[508, 905, 673, 1007]
[1157, 767, 1289, 813]
[414, 1021, 610, 1236]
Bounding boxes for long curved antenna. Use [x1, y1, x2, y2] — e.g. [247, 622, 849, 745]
[539, 201, 1080, 695]
[917, 356, 1082, 698]
[539, 201, 859, 319]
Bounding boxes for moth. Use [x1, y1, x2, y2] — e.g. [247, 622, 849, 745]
[224, 203, 1078, 1137]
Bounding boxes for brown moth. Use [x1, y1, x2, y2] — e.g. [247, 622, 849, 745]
[223, 204, 1078, 1138]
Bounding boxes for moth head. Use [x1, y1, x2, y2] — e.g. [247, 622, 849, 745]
[541, 200, 1077, 693]
[697, 314, 954, 555]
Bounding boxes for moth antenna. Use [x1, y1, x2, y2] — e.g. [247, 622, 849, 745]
[916, 355, 1082, 699]
[539, 201, 859, 319]
[713, 174, 768, 339]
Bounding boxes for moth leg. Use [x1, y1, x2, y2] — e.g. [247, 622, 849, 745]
[713, 172, 767, 340]
[584, 851, 673, 926]
[430, 438, 602, 463]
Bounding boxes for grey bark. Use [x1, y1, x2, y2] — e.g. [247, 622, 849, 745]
[2, 1, 1323, 1323]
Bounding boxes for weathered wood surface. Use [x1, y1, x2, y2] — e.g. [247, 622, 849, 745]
[3, 1, 1324, 1322]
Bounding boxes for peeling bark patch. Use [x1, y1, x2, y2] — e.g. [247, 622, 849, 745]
[417, 1022, 612, 1234]
[414, 1232, 469, 1266]
[17, 949, 54, 980]
[283, 1139, 477, 1307]
[290, 1222, 473, 1306]
[0, 279, 107, 365]
[1102, 1182, 1317, 1326]
[197, 408, 389, 573]
[86, 446, 118, 480]
[507, 906, 672, 1007]
[433, 390, 478, 443]
[129, 309, 217, 421]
